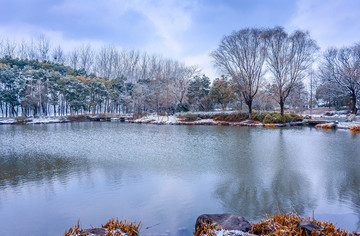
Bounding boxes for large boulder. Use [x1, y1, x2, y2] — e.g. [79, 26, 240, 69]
[195, 214, 251, 232]
[297, 221, 321, 233]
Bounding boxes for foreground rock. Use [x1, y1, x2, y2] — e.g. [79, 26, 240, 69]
[297, 221, 322, 233]
[195, 214, 251, 235]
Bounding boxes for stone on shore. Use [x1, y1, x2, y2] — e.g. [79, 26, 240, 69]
[297, 221, 321, 233]
[195, 214, 251, 232]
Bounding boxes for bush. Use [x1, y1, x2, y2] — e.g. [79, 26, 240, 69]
[177, 113, 198, 121]
[262, 112, 304, 123]
[213, 111, 248, 122]
[252, 110, 271, 122]
[15, 116, 32, 122]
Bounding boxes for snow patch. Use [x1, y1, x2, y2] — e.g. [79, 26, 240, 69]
[210, 229, 255, 236]
[134, 115, 179, 124]
[337, 122, 360, 129]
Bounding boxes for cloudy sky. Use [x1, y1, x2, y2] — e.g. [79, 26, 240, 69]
[0, 0, 360, 78]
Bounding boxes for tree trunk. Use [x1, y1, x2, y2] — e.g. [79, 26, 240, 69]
[247, 100, 253, 120]
[280, 99, 284, 116]
[351, 93, 358, 114]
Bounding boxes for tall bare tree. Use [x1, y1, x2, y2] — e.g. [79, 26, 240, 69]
[68, 48, 80, 70]
[37, 35, 50, 61]
[319, 44, 360, 114]
[79, 43, 94, 72]
[2, 38, 17, 58]
[211, 28, 268, 119]
[266, 27, 319, 115]
[52, 45, 66, 64]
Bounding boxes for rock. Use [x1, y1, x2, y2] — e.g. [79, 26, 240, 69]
[82, 228, 106, 235]
[297, 221, 321, 233]
[346, 114, 356, 122]
[195, 214, 251, 232]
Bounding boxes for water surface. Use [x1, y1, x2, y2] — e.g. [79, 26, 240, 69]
[0, 123, 359, 235]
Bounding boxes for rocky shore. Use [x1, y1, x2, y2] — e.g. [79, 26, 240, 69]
[1, 113, 360, 132]
[64, 213, 360, 236]
[129, 114, 360, 132]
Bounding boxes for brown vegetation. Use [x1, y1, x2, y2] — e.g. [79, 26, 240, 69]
[64, 218, 140, 236]
[350, 126, 360, 133]
[315, 124, 335, 129]
[194, 220, 224, 236]
[250, 212, 355, 236]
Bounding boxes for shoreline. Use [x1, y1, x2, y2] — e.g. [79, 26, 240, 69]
[1, 114, 360, 132]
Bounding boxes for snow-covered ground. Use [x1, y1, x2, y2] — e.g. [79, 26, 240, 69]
[0, 118, 16, 124]
[206, 229, 255, 236]
[337, 122, 360, 129]
[134, 115, 180, 124]
[27, 117, 64, 124]
[0, 117, 65, 125]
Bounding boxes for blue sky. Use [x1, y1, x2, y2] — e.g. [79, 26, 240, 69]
[0, 0, 360, 78]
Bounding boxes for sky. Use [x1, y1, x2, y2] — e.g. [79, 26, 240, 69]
[0, 0, 360, 79]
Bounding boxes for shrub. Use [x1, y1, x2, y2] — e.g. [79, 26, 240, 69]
[213, 111, 248, 122]
[252, 110, 271, 122]
[178, 113, 198, 121]
[262, 112, 304, 123]
[15, 116, 31, 122]
[250, 211, 354, 235]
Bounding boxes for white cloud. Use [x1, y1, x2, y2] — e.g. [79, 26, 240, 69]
[184, 52, 218, 80]
[0, 23, 105, 53]
[128, 0, 194, 56]
[289, 0, 360, 49]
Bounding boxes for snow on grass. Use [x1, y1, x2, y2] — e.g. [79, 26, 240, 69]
[0, 118, 16, 124]
[212, 229, 255, 236]
[134, 115, 179, 124]
[193, 119, 217, 123]
[27, 117, 64, 124]
[337, 122, 360, 129]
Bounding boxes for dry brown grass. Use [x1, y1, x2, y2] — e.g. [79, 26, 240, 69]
[350, 126, 360, 134]
[64, 218, 140, 236]
[315, 124, 334, 129]
[194, 220, 224, 236]
[250, 211, 355, 236]
[264, 124, 277, 128]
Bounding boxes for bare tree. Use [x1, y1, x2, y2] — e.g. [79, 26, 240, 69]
[211, 28, 268, 119]
[17, 40, 28, 60]
[27, 38, 38, 60]
[52, 45, 66, 64]
[37, 35, 50, 61]
[266, 27, 319, 115]
[2, 38, 17, 58]
[68, 48, 80, 70]
[96, 45, 117, 79]
[319, 44, 360, 114]
[79, 43, 94, 73]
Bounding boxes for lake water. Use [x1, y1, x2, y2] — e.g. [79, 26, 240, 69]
[0, 122, 359, 235]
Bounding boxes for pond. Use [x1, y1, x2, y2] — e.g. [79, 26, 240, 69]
[0, 122, 359, 235]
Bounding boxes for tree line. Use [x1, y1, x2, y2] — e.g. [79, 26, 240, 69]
[0, 27, 359, 118]
[211, 26, 359, 116]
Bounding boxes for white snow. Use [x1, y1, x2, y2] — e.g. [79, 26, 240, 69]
[193, 119, 217, 123]
[134, 115, 179, 124]
[0, 118, 16, 124]
[27, 117, 64, 124]
[209, 229, 255, 236]
[336, 122, 360, 129]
